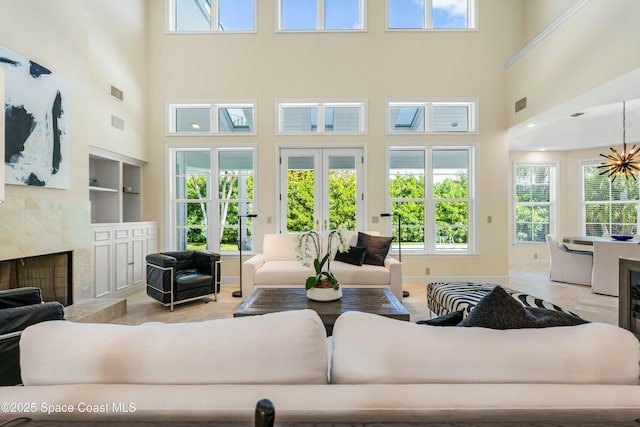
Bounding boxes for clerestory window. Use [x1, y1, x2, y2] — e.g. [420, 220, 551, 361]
[279, 0, 365, 31]
[168, 102, 256, 135]
[388, 101, 476, 133]
[387, 0, 474, 30]
[169, 0, 255, 32]
[278, 102, 365, 134]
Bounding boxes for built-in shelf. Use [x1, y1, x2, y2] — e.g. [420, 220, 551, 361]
[89, 147, 145, 224]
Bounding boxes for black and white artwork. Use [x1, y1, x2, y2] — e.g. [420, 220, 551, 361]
[0, 44, 69, 189]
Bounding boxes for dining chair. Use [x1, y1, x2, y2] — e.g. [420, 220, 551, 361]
[545, 235, 593, 286]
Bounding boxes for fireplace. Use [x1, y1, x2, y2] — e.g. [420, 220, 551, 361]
[619, 257, 640, 341]
[0, 251, 73, 306]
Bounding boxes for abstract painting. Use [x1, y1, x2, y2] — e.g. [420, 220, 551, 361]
[0, 44, 69, 189]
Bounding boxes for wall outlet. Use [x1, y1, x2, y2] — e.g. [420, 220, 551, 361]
[533, 253, 538, 259]
[425, 267, 431, 275]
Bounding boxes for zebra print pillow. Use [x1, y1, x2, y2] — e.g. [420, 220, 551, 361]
[427, 281, 578, 318]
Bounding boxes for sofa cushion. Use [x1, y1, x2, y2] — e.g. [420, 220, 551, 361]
[458, 286, 589, 329]
[334, 246, 367, 266]
[254, 260, 313, 286]
[20, 310, 329, 386]
[356, 233, 392, 266]
[330, 311, 640, 385]
[329, 261, 390, 286]
[263, 233, 300, 262]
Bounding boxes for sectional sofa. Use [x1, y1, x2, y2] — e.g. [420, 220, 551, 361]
[242, 231, 403, 299]
[1, 309, 639, 425]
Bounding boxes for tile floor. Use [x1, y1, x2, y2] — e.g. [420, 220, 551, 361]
[109, 267, 618, 326]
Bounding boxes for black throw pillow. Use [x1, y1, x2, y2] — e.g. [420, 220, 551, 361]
[416, 310, 464, 326]
[457, 286, 588, 330]
[334, 246, 367, 266]
[356, 233, 393, 266]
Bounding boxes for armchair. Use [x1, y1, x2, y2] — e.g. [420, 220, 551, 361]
[0, 287, 64, 386]
[146, 250, 221, 311]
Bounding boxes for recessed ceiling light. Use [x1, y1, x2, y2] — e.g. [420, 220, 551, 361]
[540, 148, 546, 151]
[191, 123, 201, 129]
[526, 123, 536, 128]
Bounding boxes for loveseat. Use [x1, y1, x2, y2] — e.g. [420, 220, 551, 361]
[1, 309, 639, 425]
[242, 231, 403, 300]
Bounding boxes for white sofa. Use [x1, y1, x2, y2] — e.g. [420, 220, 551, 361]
[242, 231, 403, 300]
[1, 310, 639, 425]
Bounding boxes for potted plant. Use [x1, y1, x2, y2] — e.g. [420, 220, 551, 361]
[295, 227, 348, 301]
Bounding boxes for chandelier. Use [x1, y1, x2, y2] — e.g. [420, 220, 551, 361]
[598, 101, 640, 182]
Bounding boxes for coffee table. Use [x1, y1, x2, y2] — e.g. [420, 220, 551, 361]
[233, 288, 410, 335]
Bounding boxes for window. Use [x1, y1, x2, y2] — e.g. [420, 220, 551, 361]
[582, 162, 639, 236]
[278, 102, 365, 134]
[168, 103, 255, 135]
[514, 163, 556, 243]
[279, 0, 364, 31]
[388, 101, 476, 133]
[171, 148, 256, 254]
[388, 146, 475, 254]
[170, 0, 255, 32]
[388, 0, 473, 30]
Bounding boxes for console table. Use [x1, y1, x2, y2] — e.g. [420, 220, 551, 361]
[234, 288, 410, 335]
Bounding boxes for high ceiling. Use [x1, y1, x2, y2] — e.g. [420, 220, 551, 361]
[508, 68, 640, 152]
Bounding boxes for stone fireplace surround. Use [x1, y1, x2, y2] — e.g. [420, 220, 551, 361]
[0, 196, 93, 304]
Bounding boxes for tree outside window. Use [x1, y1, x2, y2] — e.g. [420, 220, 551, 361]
[514, 164, 555, 243]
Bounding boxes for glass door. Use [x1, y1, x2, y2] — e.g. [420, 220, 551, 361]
[279, 148, 364, 233]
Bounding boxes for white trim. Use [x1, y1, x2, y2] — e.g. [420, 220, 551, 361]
[504, 0, 591, 68]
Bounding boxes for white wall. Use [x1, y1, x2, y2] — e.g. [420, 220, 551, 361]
[145, 0, 524, 280]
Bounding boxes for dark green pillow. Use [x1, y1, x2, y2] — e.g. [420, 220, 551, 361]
[334, 246, 367, 266]
[457, 286, 588, 329]
[356, 233, 392, 266]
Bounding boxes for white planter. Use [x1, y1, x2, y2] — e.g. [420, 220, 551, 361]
[306, 286, 342, 302]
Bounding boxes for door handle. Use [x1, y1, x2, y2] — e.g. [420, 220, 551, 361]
[324, 220, 328, 231]
[315, 220, 320, 231]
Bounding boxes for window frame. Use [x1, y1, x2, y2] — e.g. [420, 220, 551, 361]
[386, 100, 478, 134]
[581, 160, 640, 237]
[512, 162, 557, 245]
[386, 0, 476, 31]
[167, 145, 258, 255]
[167, 0, 257, 33]
[167, 101, 257, 136]
[387, 144, 477, 255]
[277, 101, 367, 135]
[277, 0, 366, 32]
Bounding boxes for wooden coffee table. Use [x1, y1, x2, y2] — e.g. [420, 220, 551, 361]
[233, 288, 410, 335]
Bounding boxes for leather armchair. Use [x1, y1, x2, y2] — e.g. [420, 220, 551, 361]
[146, 250, 221, 311]
[0, 287, 65, 386]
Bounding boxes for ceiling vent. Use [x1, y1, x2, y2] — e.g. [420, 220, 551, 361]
[110, 85, 124, 101]
[515, 97, 527, 113]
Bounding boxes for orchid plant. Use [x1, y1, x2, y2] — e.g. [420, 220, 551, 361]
[295, 227, 349, 290]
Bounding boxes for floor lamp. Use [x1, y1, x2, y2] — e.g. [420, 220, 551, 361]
[381, 213, 409, 298]
[233, 213, 257, 298]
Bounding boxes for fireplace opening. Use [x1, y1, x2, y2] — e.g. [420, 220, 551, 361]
[0, 251, 73, 306]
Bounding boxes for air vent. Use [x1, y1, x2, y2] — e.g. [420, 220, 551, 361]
[515, 97, 527, 113]
[570, 112, 585, 117]
[111, 115, 125, 131]
[110, 85, 124, 101]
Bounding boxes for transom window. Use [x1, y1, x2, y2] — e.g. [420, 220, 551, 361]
[388, 101, 476, 133]
[170, 147, 256, 254]
[169, 0, 255, 32]
[278, 102, 365, 134]
[582, 161, 639, 236]
[513, 163, 556, 243]
[168, 103, 255, 135]
[388, 0, 474, 30]
[279, 0, 364, 31]
[388, 146, 475, 254]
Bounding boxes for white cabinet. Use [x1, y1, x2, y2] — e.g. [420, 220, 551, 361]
[90, 147, 143, 224]
[92, 222, 158, 298]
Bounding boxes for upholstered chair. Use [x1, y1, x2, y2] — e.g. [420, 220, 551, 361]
[545, 234, 593, 287]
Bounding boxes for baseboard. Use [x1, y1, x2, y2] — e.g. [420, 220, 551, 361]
[404, 275, 509, 285]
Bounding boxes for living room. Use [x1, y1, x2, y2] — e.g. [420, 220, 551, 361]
[1, 0, 640, 424]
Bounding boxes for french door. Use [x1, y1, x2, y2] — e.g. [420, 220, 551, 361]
[279, 148, 364, 233]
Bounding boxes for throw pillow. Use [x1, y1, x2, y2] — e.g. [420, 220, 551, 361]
[457, 286, 588, 329]
[334, 246, 367, 266]
[416, 310, 464, 326]
[356, 233, 393, 266]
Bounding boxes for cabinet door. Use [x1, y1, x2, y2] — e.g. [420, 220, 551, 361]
[131, 226, 146, 285]
[114, 227, 132, 291]
[93, 227, 113, 298]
